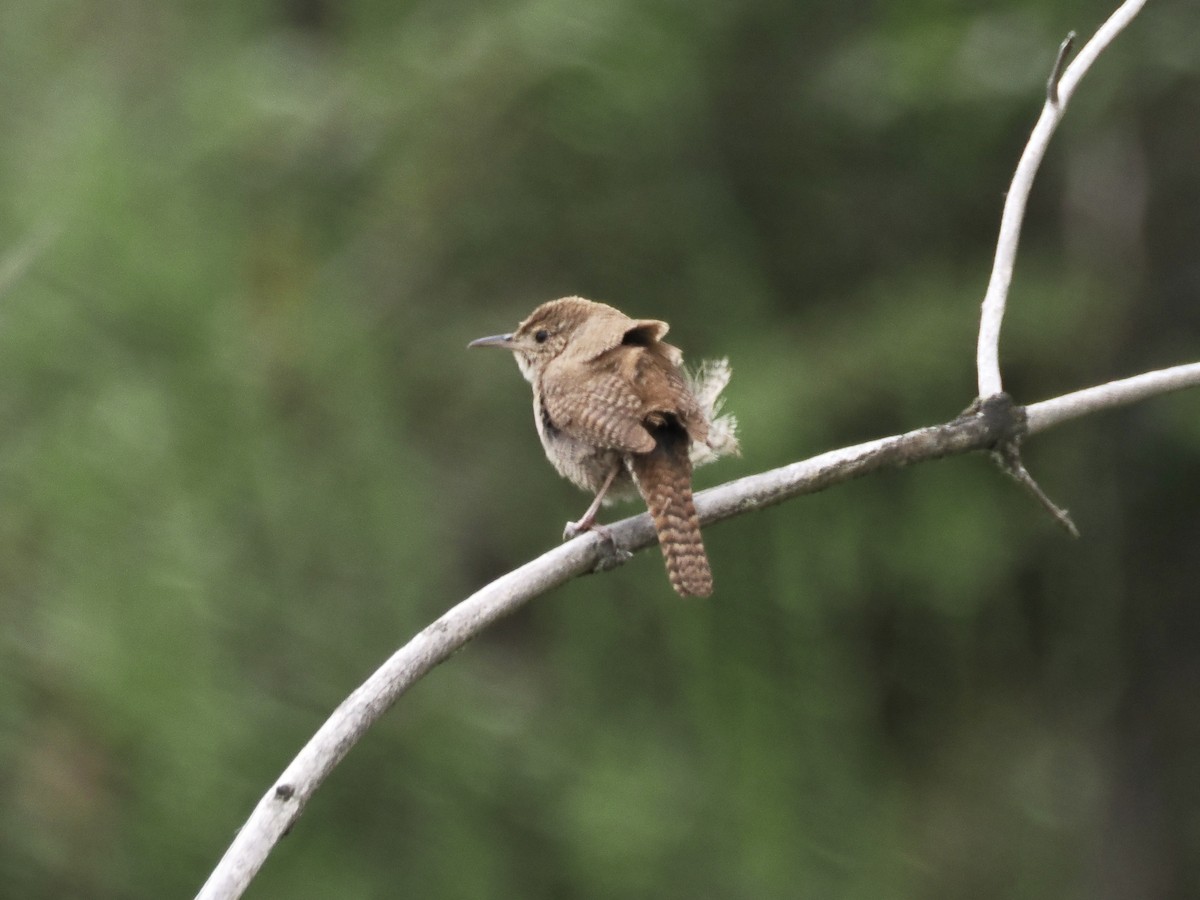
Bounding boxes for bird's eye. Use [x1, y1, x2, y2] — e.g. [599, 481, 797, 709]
[534, 329, 550, 344]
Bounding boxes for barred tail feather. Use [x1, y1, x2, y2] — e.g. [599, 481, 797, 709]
[631, 444, 713, 598]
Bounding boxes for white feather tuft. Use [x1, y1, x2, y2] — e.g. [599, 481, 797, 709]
[687, 358, 740, 467]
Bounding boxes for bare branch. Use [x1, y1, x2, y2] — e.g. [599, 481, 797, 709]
[198, 405, 1011, 900]
[195, 362, 1199, 899]
[976, 0, 1148, 398]
[195, 537, 600, 900]
[1027, 362, 1200, 433]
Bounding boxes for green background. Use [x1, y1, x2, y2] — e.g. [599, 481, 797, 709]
[1, 0, 1197, 897]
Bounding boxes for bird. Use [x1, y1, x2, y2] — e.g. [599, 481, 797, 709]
[469, 296, 738, 596]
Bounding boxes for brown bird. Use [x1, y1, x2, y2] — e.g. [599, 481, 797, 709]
[469, 296, 738, 597]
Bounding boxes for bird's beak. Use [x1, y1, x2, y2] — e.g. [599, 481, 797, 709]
[467, 333, 517, 350]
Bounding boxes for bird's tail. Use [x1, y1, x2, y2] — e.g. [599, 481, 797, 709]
[631, 431, 712, 598]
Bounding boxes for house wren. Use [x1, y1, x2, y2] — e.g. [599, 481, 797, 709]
[469, 296, 738, 597]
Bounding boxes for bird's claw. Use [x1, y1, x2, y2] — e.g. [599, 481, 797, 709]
[563, 520, 631, 570]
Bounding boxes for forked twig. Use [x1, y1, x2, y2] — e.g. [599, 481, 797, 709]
[976, 0, 1149, 398]
[973, 1, 1148, 531]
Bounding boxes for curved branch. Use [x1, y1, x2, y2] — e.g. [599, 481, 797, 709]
[196, 363, 1197, 900]
[976, 0, 1149, 397]
[195, 540, 596, 900]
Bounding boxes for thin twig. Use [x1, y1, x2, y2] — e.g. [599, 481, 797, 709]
[976, 0, 1148, 398]
[991, 444, 1080, 537]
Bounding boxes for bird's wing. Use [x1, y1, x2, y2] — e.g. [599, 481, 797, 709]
[540, 360, 657, 454]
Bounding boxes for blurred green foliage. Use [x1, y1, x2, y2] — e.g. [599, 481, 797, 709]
[1, 0, 1198, 897]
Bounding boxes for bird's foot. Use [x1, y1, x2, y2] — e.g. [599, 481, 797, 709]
[563, 519, 632, 571]
[563, 517, 602, 541]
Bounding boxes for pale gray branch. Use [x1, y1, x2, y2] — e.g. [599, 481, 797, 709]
[196, 361, 1198, 900]
[976, 0, 1148, 397]
[196, 539, 597, 900]
[1027, 363, 1200, 433]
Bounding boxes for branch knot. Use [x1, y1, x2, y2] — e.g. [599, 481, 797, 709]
[963, 392, 1028, 448]
[971, 393, 1079, 538]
